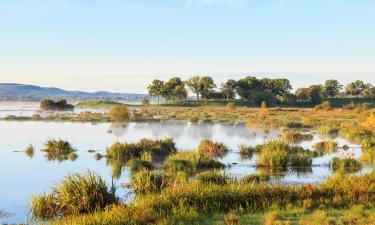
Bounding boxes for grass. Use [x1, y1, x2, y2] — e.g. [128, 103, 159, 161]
[241, 173, 270, 184]
[198, 139, 229, 157]
[43, 139, 76, 161]
[25, 144, 34, 158]
[256, 140, 315, 169]
[75, 100, 125, 109]
[50, 170, 375, 225]
[313, 140, 339, 152]
[332, 157, 362, 173]
[194, 171, 230, 184]
[30, 171, 118, 220]
[281, 130, 313, 143]
[127, 158, 154, 171]
[106, 138, 177, 161]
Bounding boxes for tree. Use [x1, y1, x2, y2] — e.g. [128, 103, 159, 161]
[236, 76, 263, 100]
[363, 83, 375, 98]
[108, 105, 130, 122]
[345, 80, 366, 98]
[147, 79, 164, 104]
[220, 79, 237, 100]
[163, 77, 187, 102]
[147, 80, 163, 104]
[198, 76, 216, 100]
[324, 80, 343, 98]
[262, 78, 292, 98]
[308, 85, 324, 105]
[295, 88, 310, 102]
[186, 76, 201, 100]
[173, 85, 188, 101]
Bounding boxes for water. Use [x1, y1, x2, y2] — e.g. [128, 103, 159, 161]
[0, 120, 370, 223]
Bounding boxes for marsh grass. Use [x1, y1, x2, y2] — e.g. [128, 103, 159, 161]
[106, 138, 177, 161]
[256, 140, 314, 169]
[194, 171, 231, 184]
[241, 173, 270, 184]
[43, 139, 76, 161]
[30, 171, 118, 220]
[25, 144, 34, 158]
[313, 141, 339, 152]
[282, 130, 313, 144]
[332, 157, 362, 173]
[198, 139, 229, 158]
[127, 158, 154, 172]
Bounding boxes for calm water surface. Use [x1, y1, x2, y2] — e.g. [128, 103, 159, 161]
[0, 120, 368, 224]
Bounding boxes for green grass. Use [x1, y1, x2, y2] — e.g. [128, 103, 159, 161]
[75, 100, 125, 109]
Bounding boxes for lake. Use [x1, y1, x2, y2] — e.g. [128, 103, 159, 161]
[0, 120, 370, 224]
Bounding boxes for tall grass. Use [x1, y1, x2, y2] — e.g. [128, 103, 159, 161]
[43, 139, 75, 161]
[313, 141, 338, 152]
[282, 130, 313, 144]
[25, 144, 34, 158]
[198, 139, 228, 157]
[332, 157, 362, 173]
[30, 171, 118, 220]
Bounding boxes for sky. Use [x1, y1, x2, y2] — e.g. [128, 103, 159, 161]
[0, 0, 374, 93]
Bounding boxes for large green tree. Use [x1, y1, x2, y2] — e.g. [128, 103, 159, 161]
[163, 77, 187, 102]
[345, 80, 366, 98]
[220, 79, 237, 100]
[324, 80, 343, 98]
[147, 79, 164, 104]
[186, 76, 201, 100]
[198, 76, 216, 100]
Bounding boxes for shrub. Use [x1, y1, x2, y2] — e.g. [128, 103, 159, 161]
[30, 171, 117, 220]
[332, 157, 362, 173]
[198, 139, 228, 157]
[314, 101, 332, 111]
[40, 99, 74, 111]
[108, 105, 130, 122]
[259, 101, 268, 119]
[225, 102, 236, 111]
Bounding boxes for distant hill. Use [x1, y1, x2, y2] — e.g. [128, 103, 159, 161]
[0, 83, 148, 102]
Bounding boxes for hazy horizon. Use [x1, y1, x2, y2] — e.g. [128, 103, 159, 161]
[1, 0, 374, 93]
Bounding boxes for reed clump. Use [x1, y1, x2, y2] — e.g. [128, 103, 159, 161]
[30, 171, 118, 220]
[25, 144, 34, 158]
[256, 140, 315, 168]
[194, 171, 230, 185]
[332, 157, 362, 173]
[282, 130, 313, 143]
[198, 139, 229, 157]
[127, 158, 154, 172]
[43, 139, 76, 161]
[241, 172, 270, 184]
[106, 138, 177, 161]
[313, 141, 339, 152]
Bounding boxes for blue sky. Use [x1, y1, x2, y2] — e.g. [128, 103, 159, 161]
[0, 0, 374, 93]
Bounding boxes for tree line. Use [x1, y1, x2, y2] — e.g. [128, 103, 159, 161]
[148, 76, 375, 105]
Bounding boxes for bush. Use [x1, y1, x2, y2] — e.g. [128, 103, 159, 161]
[108, 105, 130, 122]
[314, 101, 332, 111]
[40, 99, 74, 111]
[198, 139, 228, 157]
[225, 102, 236, 111]
[30, 171, 117, 220]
